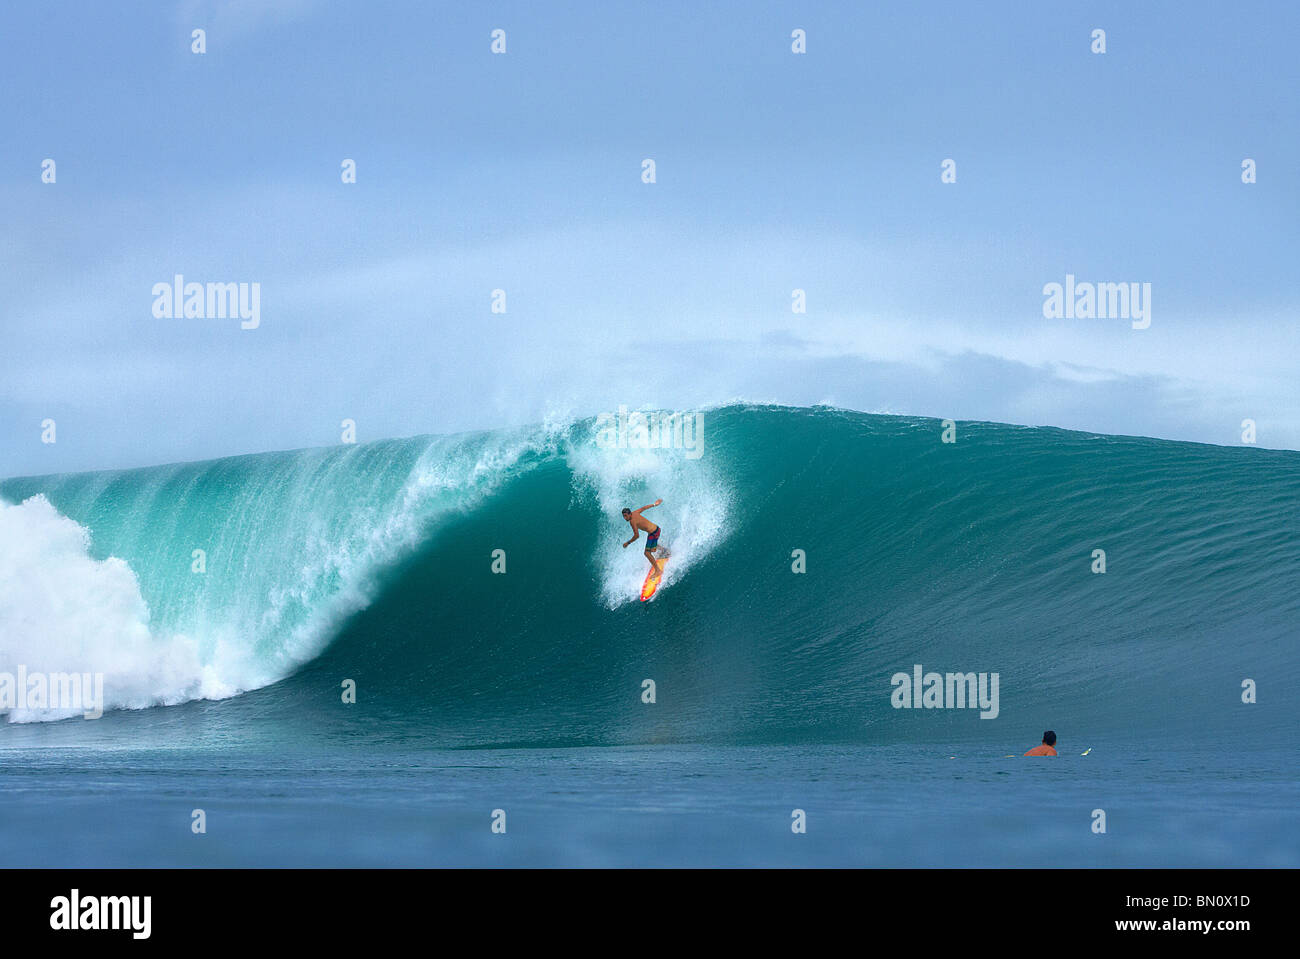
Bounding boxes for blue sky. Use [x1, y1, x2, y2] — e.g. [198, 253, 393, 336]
[3, 0, 1298, 475]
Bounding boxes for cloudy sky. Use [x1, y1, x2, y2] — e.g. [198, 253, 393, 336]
[3, 0, 1297, 476]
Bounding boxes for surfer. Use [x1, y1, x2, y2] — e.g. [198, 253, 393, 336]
[621, 500, 666, 576]
[1024, 731, 1058, 756]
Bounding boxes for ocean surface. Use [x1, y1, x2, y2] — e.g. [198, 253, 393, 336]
[2, 405, 1297, 867]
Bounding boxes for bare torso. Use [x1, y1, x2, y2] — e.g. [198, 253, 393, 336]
[622, 500, 665, 574]
[627, 514, 658, 535]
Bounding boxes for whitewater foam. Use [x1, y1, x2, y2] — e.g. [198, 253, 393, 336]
[0, 495, 236, 722]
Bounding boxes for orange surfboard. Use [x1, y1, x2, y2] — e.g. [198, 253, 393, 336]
[639, 553, 670, 602]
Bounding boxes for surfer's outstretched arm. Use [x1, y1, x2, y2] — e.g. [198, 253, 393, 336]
[637, 498, 663, 513]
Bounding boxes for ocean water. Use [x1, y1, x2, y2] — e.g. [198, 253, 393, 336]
[0, 743, 1294, 867]
[1, 405, 1297, 867]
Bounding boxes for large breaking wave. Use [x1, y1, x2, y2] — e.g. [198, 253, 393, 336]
[2, 405, 1296, 745]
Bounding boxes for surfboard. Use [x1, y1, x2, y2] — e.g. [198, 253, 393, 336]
[639, 551, 670, 602]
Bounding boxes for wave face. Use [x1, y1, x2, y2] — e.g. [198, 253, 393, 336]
[2, 405, 1296, 745]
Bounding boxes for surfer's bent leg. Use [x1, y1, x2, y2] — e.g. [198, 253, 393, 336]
[644, 525, 663, 573]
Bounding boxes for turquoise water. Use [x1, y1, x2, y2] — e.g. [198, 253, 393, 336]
[1, 406, 1297, 865]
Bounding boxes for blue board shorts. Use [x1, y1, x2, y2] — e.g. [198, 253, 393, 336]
[645, 526, 661, 550]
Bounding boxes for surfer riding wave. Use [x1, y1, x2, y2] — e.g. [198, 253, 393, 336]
[621, 499, 667, 576]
